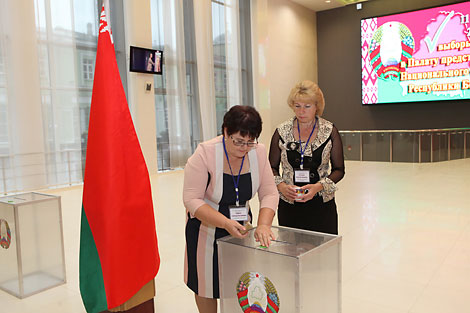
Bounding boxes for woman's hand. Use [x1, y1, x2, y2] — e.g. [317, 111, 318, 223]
[254, 225, 275, 247]
[296, 183, 323, 202]
[277, 182, 299, 201]
[224, 219, 248, 239]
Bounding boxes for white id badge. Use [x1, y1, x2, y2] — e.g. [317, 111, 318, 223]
[229, 205, 249, 221]
[294, 169, 310, 183]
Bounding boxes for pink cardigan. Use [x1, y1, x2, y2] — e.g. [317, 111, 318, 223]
[183, 136, 279, 217]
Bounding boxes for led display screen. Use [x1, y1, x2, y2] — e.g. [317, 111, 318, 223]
[361, 2, 470, 104]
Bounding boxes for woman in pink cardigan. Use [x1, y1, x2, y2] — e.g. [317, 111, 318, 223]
[183, 105, 279, 313]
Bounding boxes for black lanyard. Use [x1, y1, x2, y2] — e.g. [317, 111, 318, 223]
[223, 137, 245, 206]
[297, 118, 317, 169]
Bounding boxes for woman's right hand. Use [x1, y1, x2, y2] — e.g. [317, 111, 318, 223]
[278, 182, 299, 201]
[224, 219, 248, 239]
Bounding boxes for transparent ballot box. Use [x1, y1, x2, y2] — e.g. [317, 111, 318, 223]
[217, 226, 341, 313]
[0, 192, 66, 298]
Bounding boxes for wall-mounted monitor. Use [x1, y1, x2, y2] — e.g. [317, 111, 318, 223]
[129, 46, 163, 75]
[361, 2, 470, 104]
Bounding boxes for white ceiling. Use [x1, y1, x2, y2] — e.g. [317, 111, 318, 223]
[291, 0, 369, 12]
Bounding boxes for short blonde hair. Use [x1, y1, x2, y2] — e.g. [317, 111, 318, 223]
[287, 80, 325, 116]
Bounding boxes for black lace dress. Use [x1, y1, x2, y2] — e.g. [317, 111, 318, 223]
[269, 117, 345, 234]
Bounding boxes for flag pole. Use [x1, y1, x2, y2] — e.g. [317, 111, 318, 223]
[79, 3, 159, 313]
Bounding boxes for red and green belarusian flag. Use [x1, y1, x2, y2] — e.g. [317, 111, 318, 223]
[79, 5, 159, 313]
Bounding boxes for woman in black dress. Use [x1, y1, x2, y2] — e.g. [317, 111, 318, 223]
[269, 80, 345, 234]
[183, 106, 278, 313]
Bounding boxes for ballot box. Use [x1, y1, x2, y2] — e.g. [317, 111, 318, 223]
[217, 226, 341, 313]
[0, 192, 66, 298]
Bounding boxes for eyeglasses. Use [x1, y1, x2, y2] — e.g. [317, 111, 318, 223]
[230, 136, 258, 147]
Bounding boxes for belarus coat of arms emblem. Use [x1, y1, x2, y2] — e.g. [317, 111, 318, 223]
[236, 272, 280, 313]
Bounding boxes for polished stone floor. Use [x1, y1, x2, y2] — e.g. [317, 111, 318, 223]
[1, 159, 469, 313]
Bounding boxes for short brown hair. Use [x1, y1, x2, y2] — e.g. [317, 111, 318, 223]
[221, 105, 262, 139]
[287, 80, 325, 116]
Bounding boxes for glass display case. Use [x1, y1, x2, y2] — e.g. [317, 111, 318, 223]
[217, 226, 341, 313]
[0, 192, 66, 298]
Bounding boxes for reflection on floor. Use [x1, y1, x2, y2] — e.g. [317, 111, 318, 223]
[1, 159, 469, 313]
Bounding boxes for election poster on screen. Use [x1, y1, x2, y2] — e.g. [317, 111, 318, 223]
[361, 2, 470, 104]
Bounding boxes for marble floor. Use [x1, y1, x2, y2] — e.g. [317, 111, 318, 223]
[1, 159, 469, 313]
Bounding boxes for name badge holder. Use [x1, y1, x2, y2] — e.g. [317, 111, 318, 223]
[294, 118, 317, 200]
[223, 137, 249, 222]
[229, 204, 249, 222]
[294, 168, 311, 184]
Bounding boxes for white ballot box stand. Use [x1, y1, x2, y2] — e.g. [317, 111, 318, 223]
[0, 192, 66, 298]
[217, 226, 341, 313]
